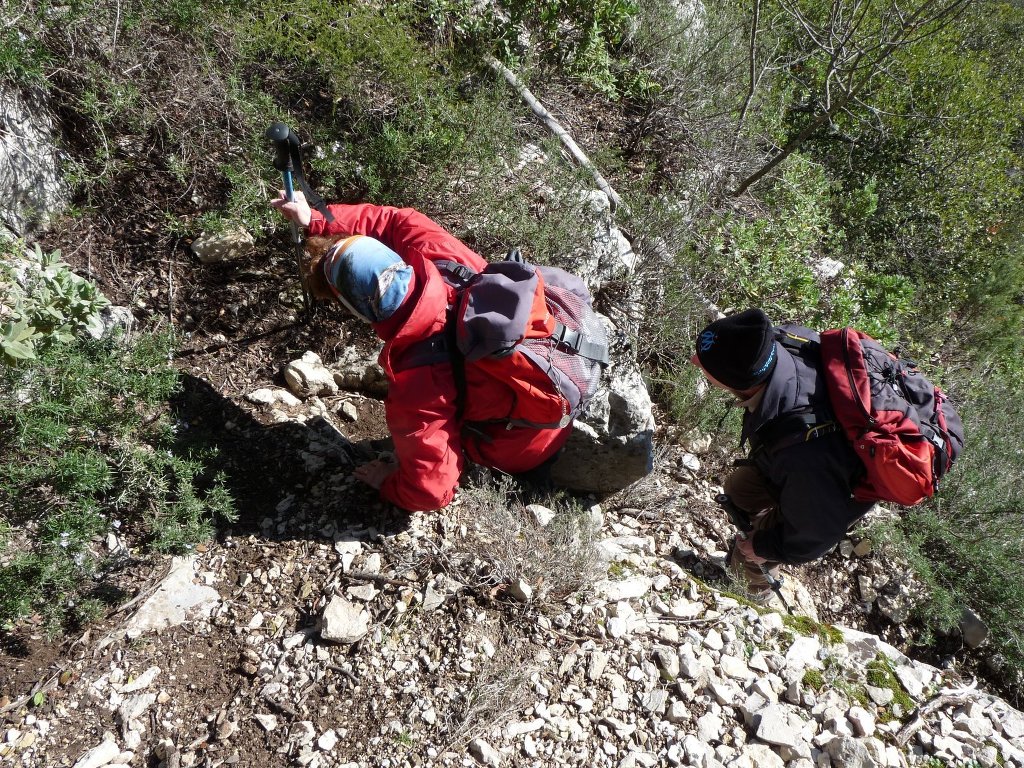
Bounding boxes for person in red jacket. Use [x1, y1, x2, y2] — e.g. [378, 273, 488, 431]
[270, 192, 573, 512]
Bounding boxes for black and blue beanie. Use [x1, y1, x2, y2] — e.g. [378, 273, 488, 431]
[695, 309, 777, 390]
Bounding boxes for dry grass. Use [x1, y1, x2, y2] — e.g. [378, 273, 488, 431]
[446, 474, 603, 605]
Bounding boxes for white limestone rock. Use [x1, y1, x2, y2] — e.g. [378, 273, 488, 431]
[320, 597, 370, 644]
[191, 228, 255, 263]
[284, 352, 339, 398]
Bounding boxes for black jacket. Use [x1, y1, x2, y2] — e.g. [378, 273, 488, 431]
[743, 326, 874, 564]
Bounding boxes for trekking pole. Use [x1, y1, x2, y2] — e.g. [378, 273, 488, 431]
[715, 493, 793, 615]
[266, 121, 310, 313]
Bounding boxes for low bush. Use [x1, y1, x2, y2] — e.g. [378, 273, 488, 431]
[0, 331, 237, 634]
[1, 244, 111, 365]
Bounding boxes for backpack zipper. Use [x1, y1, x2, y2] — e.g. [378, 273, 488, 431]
[842, 327, 875, 424]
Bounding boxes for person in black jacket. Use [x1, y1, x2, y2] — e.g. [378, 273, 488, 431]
[691, 309, 874, 601]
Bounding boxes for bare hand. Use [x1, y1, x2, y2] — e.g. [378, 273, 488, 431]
[734, 535, 768, 565]
[354, 459, 398, 490]
[269, 189, 312, 227]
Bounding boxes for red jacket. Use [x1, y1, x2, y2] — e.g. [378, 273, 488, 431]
[309, 204, 572, 511]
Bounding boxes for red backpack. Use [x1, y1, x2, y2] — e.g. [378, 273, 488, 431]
[395, 250, 609, 430]
[775, 327, 964, 506]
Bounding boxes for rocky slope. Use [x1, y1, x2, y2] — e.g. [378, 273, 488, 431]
[2, 368, 1022, 768]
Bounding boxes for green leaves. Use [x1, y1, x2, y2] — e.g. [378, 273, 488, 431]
[1, 318, 40, 362]
[1, 243, 112, 366]
[0, 331, 235, 634]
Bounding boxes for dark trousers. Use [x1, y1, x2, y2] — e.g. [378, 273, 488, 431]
[723, 464, 783, 595]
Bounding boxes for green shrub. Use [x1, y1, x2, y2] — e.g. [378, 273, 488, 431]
[0, 28, 47, 85]
[1, 244, 111, 364]
[0, 333, 237, 634]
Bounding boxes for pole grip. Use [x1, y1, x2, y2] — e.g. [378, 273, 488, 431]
[283, 169, 296, 202]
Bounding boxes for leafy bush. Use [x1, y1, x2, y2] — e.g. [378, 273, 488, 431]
[0, 333, 237, 633]
[1, 244, 111, 364]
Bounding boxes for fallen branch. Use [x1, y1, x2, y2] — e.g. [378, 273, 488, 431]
[484, 55, 629, 217]
[895, 683, 986, 746]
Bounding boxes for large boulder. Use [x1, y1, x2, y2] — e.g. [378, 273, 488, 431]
[544, 185, 654, 494]
[0, 87, 67, 237]
[550, 319, 655, 495]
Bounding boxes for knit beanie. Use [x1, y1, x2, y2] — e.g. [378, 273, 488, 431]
[695, 308, 777, 390]
[321, 236, 413, 323]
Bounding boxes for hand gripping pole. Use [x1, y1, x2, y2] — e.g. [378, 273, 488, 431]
[266, 122, 309, 312]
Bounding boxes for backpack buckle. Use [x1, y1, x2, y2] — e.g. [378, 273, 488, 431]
[553, 321, 583, 353]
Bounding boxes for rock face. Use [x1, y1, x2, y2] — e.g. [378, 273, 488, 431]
[560, 186, 655, 493]
[552, 352, 655, 493]
[0, 87, 67, 237]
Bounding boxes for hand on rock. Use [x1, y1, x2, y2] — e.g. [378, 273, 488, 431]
[354, 458, 398, 490]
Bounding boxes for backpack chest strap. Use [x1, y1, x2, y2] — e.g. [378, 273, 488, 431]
[552, 322, 610, 364]
[750, 412, 840, 455]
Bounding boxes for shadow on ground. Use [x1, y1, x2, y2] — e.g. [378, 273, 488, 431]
[171, 373, 412, 542]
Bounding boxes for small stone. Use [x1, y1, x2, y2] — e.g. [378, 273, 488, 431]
[826, 735, 874, 768]
[588, 651, 610, 681]
[596, 576, 651, 602]
[857, 576, 877, 603]
[679, 453, 701, 472]
[852, 539, 873, 557]
[667, 701, 688, 723]
[703, 629, 724, 651]
[320, 597, 370, 644]
[653, 647, 680, 681]
[120, 667, 160, 693]
[696, 712, 723, 743]
[640, 689, 668, 714]
[72, 739, 121, 768]
[346, 583, 378, 602]
[960, 608, 989, 649]
[756, 704, 805, 749]
[720, 654, 754, 680]
[317, 730, 338, 751]
[191, 228, 254, 263]
[847, 706, 876, 737]
[216, 717, 237, 741]
[865, 686, 894, 706]
[254, 714, 278, 732]
[507, 579, 533, 603]
[468, 737, 501, 766]
[526, 504, 555, 527]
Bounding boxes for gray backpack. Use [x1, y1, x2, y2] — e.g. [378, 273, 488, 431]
[396, 250, 609, 429]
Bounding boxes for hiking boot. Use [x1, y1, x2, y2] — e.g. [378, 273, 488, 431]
[727, 538, 781, 604]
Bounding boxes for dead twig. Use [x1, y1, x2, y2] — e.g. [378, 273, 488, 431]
[895, 683, 985, 746]
[344, 570, 415, 586]
[326, 664, 360, 685]
[484, 55, 629, 217]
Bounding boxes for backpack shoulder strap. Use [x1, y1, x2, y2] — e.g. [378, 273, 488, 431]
[433, 259, 477, 289]
[749, 327, 839, 454]
[750, 411, 840, 455]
